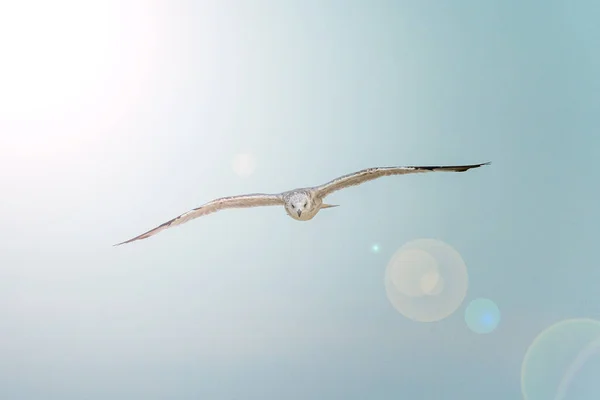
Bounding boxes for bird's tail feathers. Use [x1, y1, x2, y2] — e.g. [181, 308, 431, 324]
[321, 204, 339, 209]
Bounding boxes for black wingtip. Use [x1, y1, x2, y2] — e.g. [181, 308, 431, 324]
[461, 161, 491, 171]
[420, 162, 491, 172]
[460, 161, 491, 171]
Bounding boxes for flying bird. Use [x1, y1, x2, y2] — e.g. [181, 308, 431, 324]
[115, 162, 490, 245]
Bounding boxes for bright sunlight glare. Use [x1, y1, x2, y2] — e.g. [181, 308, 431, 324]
[0, 0, 161, 121]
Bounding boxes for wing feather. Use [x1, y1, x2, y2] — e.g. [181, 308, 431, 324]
[314, 162, 490, 197]
[115, 193, 284, 245]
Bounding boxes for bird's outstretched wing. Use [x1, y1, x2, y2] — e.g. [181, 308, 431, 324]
[314, 162, 490, 197]
[115, 193, 284, 245]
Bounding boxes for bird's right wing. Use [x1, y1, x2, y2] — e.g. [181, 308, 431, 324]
[115, 193, 284, 245]
[314, 162, 490, 197]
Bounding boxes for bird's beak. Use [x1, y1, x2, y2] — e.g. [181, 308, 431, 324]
[297, 209, 302, 217]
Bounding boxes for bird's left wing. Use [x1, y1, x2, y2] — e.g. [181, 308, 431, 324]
[114, 193, 284, 245]
[314, 162, 490, 197]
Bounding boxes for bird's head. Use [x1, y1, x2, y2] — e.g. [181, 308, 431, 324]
[284, 192, 317, 221]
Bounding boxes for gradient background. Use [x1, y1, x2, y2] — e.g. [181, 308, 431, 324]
[1, 0, 599, 399]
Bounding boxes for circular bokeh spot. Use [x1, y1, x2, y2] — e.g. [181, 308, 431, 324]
[521, 318, 600, 400]
[232, 153, 256, 177]
[371, 244, 381, 254]
[464, 298, 500, 334]
[384, 238, 468, 322]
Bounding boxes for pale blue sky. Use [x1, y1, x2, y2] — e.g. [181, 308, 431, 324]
[1, 0, 599, 399]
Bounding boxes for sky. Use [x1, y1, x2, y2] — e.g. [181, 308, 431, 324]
[1, 0, 599, 399]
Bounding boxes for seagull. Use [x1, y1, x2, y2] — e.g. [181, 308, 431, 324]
[115, 162, 490, 245]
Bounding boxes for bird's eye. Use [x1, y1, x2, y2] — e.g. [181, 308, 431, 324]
[303, 202, 308, 207]
[291, 204, 295, 209]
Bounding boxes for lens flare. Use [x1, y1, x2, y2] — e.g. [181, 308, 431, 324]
[521, 318, 600, 400]
[388, 248, 439, 298]
[384, 238, 468, 322]
[464, 298, 500, 334]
